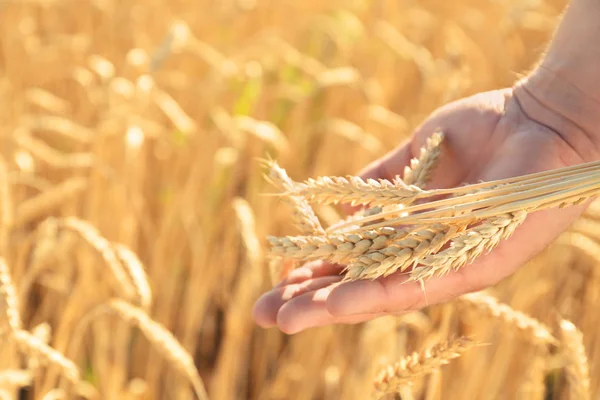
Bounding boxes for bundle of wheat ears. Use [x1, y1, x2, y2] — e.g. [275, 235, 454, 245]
[266, 131, 599, 284]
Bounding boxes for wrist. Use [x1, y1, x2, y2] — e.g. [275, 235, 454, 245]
[512, 0, 600, 163]
[513, 69, 600, 164]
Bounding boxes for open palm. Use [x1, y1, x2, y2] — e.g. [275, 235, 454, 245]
[253, 88, 592, 334]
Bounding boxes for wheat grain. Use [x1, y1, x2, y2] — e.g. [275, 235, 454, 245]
[373, 337, 475, 397]
[559, 319, 590, 400]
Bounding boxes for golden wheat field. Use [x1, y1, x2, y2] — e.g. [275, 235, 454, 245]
[3, 0, 600, 399]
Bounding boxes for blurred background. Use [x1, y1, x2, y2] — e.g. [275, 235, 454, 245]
[4, 0, 600, 399]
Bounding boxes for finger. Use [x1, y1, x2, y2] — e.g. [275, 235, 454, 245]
[275, 285, 399, 334]
[274, 261, 344, 289]
[326, 263, 490, 317]
[253, 275, 343, 328]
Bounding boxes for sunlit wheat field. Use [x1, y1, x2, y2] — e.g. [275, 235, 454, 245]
[2, 0, 600, 399]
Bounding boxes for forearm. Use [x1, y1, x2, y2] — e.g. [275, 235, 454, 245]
[514, 0, 600, 162]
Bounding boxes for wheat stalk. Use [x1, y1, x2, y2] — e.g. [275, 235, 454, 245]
[455, 292, 556, 345]
[559, 319, 590, 400]
[373, 337, 475, 397]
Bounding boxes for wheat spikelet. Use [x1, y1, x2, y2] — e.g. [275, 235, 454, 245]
[113, 243, 152, 311]
[455, 292, 556, 345]
[69, 299, 208, 400]
[0, 369, 31, 388]
[14, 178, 87, 227]
[373, 337, 475, 397]
[410, 212, 527, 281]
[59, 218, 137, 302]
[403, 131, 444, 187]
[0, 258, 21, 332]
[13, 330, 79, 385]
[265, 160, 325, 235]
[559, 319, 590, 400]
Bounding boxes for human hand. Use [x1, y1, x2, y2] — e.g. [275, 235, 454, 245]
[253, 85, 600, 334]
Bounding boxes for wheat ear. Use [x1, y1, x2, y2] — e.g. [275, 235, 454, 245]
[292, 175, 423, 208]
[0, 258, 21, 332]
[403, 131, 444, 187]
[343, 224, 462, 281]
[264, 160, 325, 235]
[113, 243, 152, 311]
[559, 319, 590, 400]
[326, 131, 444, 232]
[59, 218, 138, 302]
[69, 299, 208, 400]
[13, 330, 80, 385]
[268, 226, 411, 263]
[14, 178, 87, 226]
[373, 337, 475, 397]
[455, 292, 556, 345]
[410, 211, 527, 282]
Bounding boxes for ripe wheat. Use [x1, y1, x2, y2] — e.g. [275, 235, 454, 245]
[373, 337, 476, 397]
